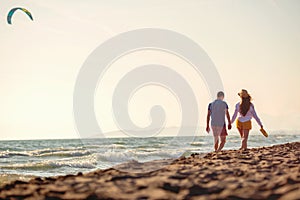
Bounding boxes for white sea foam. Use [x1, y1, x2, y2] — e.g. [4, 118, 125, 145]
[1, 155, 97, 170]
[0, 147, 90, 158]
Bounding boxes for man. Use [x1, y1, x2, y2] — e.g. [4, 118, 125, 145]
[206, 91, 231, 152]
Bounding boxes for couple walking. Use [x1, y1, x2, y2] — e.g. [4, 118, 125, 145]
[206, 89, 263, 151]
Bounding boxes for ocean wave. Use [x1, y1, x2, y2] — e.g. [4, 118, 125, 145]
[97, 151, 135, 162]
[37, 150, 91, 157]
[0, 151, 30, 158]
[0, 155, 97, 170]
[190, 141, 208, 146]
[0, 147, 90, 158]
[95, 149, 183, 163]
[100, 144, 127, 149]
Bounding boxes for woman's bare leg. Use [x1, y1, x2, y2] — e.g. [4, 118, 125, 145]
[237, 128, 243, 138]
[241, 130, 250, 149]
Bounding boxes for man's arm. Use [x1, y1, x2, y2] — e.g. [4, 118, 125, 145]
[226, 109, 231, 130]
[206, 110, 211, 133]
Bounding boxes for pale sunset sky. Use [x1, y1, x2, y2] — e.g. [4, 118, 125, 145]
[0, 0, 299, 140]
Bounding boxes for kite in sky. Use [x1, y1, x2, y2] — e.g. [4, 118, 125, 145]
[7, 7, 33, 25]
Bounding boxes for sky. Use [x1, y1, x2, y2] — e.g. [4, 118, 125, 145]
[0, 0, 299, 140]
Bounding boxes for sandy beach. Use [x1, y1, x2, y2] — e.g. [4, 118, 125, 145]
[0, 142, 299, 200]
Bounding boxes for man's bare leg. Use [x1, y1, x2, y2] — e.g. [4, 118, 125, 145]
[217, 136, 226, 152]
[214, 136, 219, 151]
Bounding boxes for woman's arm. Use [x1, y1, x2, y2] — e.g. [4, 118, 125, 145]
[251, 104, 263, 128]
[231, 104, 239, 124]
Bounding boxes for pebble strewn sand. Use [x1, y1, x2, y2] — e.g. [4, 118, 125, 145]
[0, 142, 299, 200]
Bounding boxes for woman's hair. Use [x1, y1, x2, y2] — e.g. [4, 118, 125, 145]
[239, 96, 252, 116]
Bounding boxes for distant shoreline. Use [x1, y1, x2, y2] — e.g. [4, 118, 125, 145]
[1, 141, 299, 199]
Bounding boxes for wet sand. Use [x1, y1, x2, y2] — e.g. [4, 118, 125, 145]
[0, 142, 299, 199]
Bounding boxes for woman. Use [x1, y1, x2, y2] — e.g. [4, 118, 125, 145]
[231, 89, 263, 150]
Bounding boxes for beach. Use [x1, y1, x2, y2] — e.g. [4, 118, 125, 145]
[0, 142, 299, 199]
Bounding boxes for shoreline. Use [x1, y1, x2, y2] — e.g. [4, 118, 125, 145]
[0, 142, 299, 199]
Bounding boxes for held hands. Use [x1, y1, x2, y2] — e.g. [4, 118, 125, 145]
[206, 126, 210, 133]
[228, 124, 232, 130]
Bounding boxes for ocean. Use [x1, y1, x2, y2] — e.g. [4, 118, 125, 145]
[0, 132, 299, 185]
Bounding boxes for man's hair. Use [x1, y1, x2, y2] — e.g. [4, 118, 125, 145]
[217, 91, 224, 98]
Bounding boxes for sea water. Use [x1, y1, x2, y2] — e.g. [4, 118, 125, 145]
[0, 132, 299, 182]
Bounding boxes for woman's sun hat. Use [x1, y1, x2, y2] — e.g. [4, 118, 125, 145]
[238, 89, 250, 98]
